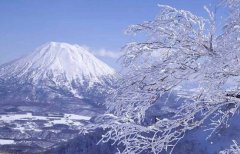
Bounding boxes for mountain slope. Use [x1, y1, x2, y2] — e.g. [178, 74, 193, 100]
[0, 42, 115, 103]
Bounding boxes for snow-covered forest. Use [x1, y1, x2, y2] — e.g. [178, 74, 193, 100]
[89, 0, 240, 153]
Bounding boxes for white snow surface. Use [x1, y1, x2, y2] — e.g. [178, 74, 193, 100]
[0, 139, 15, 145]
[0, 112, 91, 129]
[0, 42, 115, 85]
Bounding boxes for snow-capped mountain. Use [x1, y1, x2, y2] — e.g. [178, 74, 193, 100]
[0, 42, 115, 103]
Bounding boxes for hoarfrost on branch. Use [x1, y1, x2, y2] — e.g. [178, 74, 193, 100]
[94, 0, 240, 153]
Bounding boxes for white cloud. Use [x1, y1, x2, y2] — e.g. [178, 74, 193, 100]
[93, 49, 122, 59]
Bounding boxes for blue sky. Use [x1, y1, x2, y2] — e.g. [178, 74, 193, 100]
[0, 0, 225, 69]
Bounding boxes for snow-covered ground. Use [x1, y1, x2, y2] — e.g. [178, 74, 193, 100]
[0, 139, 15, 145]
[0, 112, 91, 133]
[0, 113, 90, 122]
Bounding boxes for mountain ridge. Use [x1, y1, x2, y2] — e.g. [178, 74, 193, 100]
[0, 42, 115, 85]
[0, 42, 115, 103]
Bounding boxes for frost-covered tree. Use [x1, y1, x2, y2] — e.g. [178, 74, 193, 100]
[220, 140, 240, 154]
[94, 0, 240, 153]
